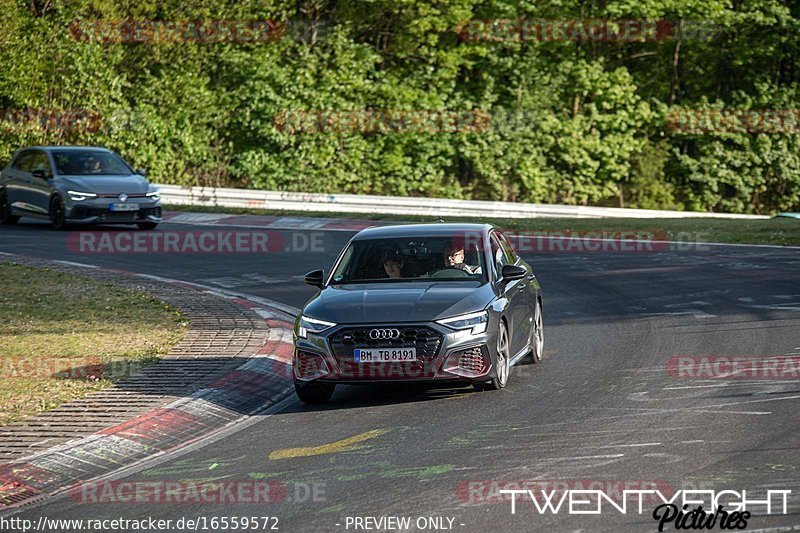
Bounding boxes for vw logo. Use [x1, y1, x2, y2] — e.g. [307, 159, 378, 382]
[118, 193, 128, 202]
[369, 328, 400, 340]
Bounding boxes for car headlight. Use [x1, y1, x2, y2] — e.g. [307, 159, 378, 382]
[67, 190, 98, 201]
[436, 310, 488, 335]
[297, 315, 337, 338]
[146, 189, 161, 201]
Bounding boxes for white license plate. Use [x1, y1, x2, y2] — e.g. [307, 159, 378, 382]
[354, 348, 417, 363]
[109, 203, 139, 212]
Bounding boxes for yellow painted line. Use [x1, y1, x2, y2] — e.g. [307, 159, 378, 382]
[269, 429, 389, 460]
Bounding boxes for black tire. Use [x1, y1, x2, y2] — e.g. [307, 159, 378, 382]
[0, 191, 19, 225]
[474, 320, 510, 391]
[49, 196, 67, 230]
[137, 222, 159, 230]
[294, 379, 336, 403]
[530, 300, 544, 363]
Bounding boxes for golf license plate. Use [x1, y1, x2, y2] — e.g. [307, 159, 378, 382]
[109, 203, 140, 212]
[354, 348, 417, 363]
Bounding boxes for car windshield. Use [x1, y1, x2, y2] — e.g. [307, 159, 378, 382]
[331, 236, 487, 284]
[52, 150, 133, 176]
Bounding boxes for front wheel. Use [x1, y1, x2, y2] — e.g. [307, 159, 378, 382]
[137, 222, 159, 230]
[0, 192, 19, 225]
[49, 196, 67, 230]
[294, 379, 336, 403]
[474, 320, 510, 391]
[530, 300, 544, 363]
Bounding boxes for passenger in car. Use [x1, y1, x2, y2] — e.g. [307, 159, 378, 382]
[381, 250, 405, 279]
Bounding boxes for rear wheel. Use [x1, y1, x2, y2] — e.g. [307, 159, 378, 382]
[294, 379, 336, 403]
[474, 320, 509, 391]
[0, 191, 19, 225]
[49, 196, 66, 230]
[137, 222, 159, 230]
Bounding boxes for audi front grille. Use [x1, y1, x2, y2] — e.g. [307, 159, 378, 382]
[327, 326, 443, 380]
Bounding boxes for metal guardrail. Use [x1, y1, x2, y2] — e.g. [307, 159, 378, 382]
[155, 184, 770, 220]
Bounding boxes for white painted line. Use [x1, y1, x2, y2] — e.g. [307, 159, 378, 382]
[166, 213, 236, 223]
[640, 310, 718, 318]
[740, 303, 800, 312]
[539, 453, 625, 461]
[598, 442, 662, 448]
[163, 218, 361, 233]
[53, 260, 99, 269]
[135, 273, 175, 283]
[704, 394, 800, 408]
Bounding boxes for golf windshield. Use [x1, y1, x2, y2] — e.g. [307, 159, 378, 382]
[52, 151, 133, 176]
[331, 236, 487, 283]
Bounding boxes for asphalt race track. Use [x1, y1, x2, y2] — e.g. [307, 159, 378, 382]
[2, 218, 800, 532]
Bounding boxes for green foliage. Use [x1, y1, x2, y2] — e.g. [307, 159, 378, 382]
[0, 0, 798, 213]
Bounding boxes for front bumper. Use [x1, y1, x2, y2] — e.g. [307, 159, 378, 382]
[293, 322, 498, 384]
[66, 199, 162, 224]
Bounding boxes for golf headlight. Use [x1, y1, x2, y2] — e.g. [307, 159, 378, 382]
[436, 310, 488, 335]
[67, 190, 97, 201]
[297, 315, 336, 338]
[145, 188, 161, 200]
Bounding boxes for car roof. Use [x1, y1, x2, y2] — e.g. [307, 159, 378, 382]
[28, 146, 113, 152]
[352, 223, 495, 240]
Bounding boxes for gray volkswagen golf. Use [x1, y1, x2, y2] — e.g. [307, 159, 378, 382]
[0, 146, 162, 230]
[293, 223, 544, 403]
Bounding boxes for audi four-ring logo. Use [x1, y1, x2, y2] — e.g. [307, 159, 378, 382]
[369, 328, 401, 340]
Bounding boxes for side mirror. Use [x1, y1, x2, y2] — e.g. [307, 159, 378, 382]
[31, 169, 47, 180]
[501, 264, 527, 282]
[304, 269, 324, 288]
[135, 168, 147, 177]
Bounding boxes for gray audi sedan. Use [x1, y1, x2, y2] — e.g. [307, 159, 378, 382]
[293, 223, 544, 403]
[0, 146, 162, 230]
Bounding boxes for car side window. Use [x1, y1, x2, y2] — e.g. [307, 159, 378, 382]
[496, 231, 519, 263]
[29, 151, 52, 178]
[490, 233, 511, 277]
[11, 151, 33, 172]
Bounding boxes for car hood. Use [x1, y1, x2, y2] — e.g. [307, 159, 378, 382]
[302, 281, 496, 324]
[57, 175, 150, 194]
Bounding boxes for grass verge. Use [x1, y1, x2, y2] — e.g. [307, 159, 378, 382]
[0, 263, 187, 425]
[166, 204, 800, 246]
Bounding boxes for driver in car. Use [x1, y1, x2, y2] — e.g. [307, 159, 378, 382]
[442, 242, 481, 274]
